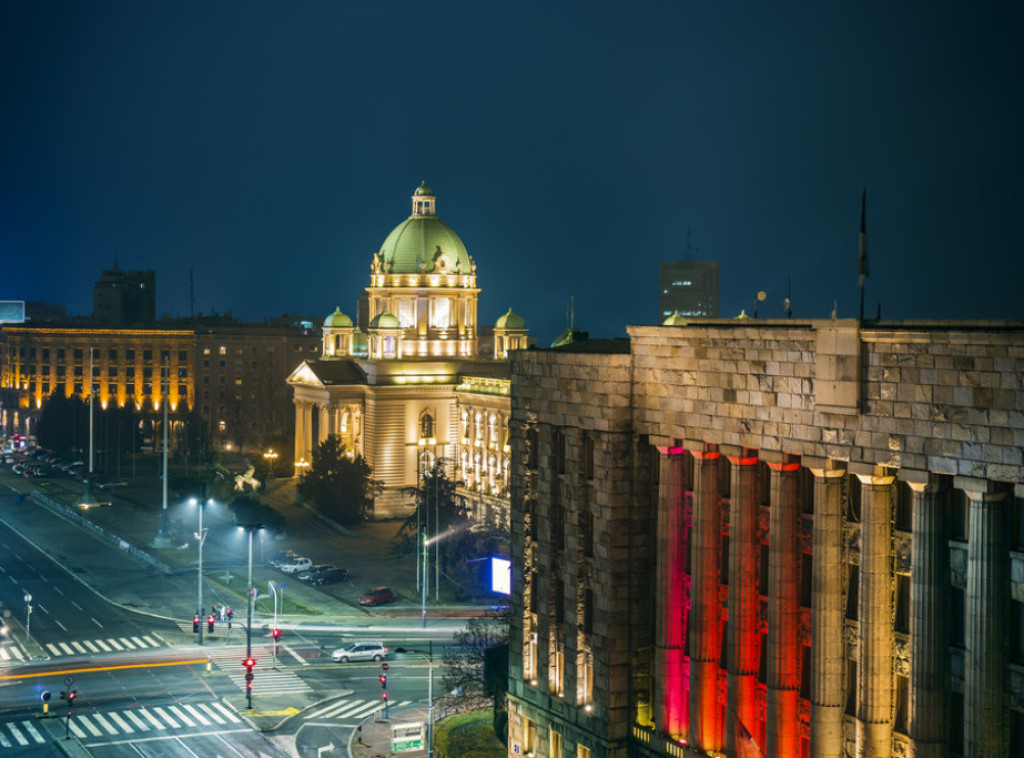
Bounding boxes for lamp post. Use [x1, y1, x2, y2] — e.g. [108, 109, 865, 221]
[294, 458, 310, 504]
[153, 357, 172, 547]
[239, 523, 263, 710]
[24, 593, 32, 652]
[263, 449, 278, 481]
[268, 580, 278, 667]
[190, 497, 210, 645]
[421, 533, 428, 628]
[396, 643, 434, 757]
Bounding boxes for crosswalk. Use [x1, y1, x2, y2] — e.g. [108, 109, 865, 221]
[301, 697, 416, 725]
[0, 643, 27, 664]
[206, 646, 313, 696]
[43, 634, 164, 658]
[0, 701, 242, 748]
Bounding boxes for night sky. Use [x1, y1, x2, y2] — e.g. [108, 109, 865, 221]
[2, 2, 1021, 344]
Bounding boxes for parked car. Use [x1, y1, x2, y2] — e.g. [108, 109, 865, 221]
[331, 642, 389, 663]
[267, 550, 299, 568]
[279, 557, 313, 574]
[358, 586, 395, 607]
[310, 568, 349, 586]
[297, 564, 336, 582]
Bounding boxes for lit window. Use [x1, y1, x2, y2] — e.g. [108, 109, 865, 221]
[430, 298, 451, 328]
[397, 299, 416, 328]
[219, 346, 227, 355]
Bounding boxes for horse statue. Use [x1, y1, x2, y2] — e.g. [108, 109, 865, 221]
[233, 464, 261, 492]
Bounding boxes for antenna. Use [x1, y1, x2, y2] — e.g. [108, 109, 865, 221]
[189, 269, 195, 320]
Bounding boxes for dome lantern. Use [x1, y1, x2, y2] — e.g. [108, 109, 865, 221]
[412, 181, 436, 217]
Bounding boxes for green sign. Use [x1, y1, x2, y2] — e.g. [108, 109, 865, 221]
[391, 736, 423, 752]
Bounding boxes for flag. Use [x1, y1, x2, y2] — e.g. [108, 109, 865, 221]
[858, 187, 869, 287]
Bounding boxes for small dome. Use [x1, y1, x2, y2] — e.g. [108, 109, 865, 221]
[662, 310, 688, 326]
[324, 307, 353, 328]
[495, 308, 526, 330]
[413, 181, 434, 196]
[370, 311, 400, 329]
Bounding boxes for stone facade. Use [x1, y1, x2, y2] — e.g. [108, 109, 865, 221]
[507, 319, 1024, 758]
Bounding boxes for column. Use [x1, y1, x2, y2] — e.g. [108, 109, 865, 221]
[726, 450, 760, 757]
[766, 459, 801, 757]
[809, 464, 846, 757]
[318, 403, 329, 445]
[856, 470, 895, 757]
[302, 401, 313, 459]
[654, 445, 688, 739]
[907, 477, 949, 758]
[293, 400, 306, 461]
[964, 487, 1008, 757]
[687, 446, 722, 752]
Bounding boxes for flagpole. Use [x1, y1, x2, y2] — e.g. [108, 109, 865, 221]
[858, 188, 868, 322]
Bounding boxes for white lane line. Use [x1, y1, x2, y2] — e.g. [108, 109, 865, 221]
[209, 702, 242, 722]
[138, 709, 166, 730]
[183, 704, 211, 725]
[52, 586, 64, 595]
[53, 618, 68, 632]
[71, 601, 84, 611]
[6, 722, 28, 746]
[69, 720, 87, 739]
[0, 726, 10, 748]
[91, 617, 103, 628]
[91, 712, 119, 735]
[77, 715, 104, 737]
[58, 642, 75, 655]
[151, 707, 178, 729]
[348, 701, 389, 719]
[199, 704, 226, 725]
[107, 638, 124, 651]
[71, 641, 88, 654]
[142, 635, 160, 646]
[130, 636, 147, 648]
[167, 706, 194, 727]
[36, 604, 49, 615]
[46, 643, 61, 656]
[124, 711, 149, 731]
[107, 712, 134, 734]
[283, 644, 308, 665]
[84, 640, 100, 653]
[95, 639, 111, 652]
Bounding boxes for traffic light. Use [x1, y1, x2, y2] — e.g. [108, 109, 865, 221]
[272, 628, 281, 641]
[243, 657, 256, 690]
[207, 614, 215, 632]
[193, 615, 200, 633]
[379, 673, 387, 699]
[68, 690, 77, 702]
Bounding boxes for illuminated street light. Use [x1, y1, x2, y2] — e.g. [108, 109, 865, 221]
[263, 449, 278, 480]
[189, 497, 211, 645]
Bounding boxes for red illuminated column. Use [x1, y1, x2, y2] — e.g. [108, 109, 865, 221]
[964, 486, 1008, 757]
[809, 464, 846, 757]
[855, 470, 895, 757]
[766, 459, 801, 757]
[726, 450, 760, 757]
[654, 445, 689, 739]
[687, 446, 722, 752]
[907, 477, 950, 758]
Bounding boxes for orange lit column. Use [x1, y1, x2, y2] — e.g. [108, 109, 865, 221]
[809, 463, 846, 757]
[907, 477, 949, 758]
[855, 470, 894, 757]
[654, 445, 689, 739]
[687, 445, 722, 752]
[766, 459, 801, 757]
[293, 399, 305, 460]
[725, 450, 760, 757]
[964, 486, 1008, 757]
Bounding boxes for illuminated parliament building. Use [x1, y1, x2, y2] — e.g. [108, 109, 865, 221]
[287, 183, 527, 520]
[507, 319, 1024, 757]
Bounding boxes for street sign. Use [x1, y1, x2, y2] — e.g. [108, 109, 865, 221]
[64, 676, 74, 686]
[381, 662, 389, 671]
[391, 722, 424, 753]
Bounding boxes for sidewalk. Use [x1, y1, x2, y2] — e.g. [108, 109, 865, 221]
[349, 704, 431, 758]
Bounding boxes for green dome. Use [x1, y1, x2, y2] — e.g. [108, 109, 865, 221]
[662, 310, 688, 326]
[370, 311, 400, 329]
[378, 215, 471, 276]
[495, 308, 526, 330]
[324, 307, 353, 328]
[413, 181, 434, 196]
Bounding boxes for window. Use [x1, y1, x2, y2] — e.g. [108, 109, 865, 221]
[203, 348, 211, 355]
[549, 727, 562, 757]
[846, 565, 859, 620]
[552, 648, 565, 697]
[178, 350, 187, 362]
[219, 346, 227, 355]
[581, 510, 594, 558]
[430, 297, 451, 328]
[583, 434, 594, 480]
[583, 588, 594, 634]
[74, 348, 83, 361]
[578, 651, 594, 706]
[577, 746, 591, 758]
[108, 349, 117, 361]
[523, 718, 536, 754]
[420, 412, 434, 440]
[397, 298, 416, 328]
[895, 574, 910, 633]
[526, 428, 539, 470]
[555, 429, 566, 475]
[143, 350, 152, 361]
[125, 349, 134, 361]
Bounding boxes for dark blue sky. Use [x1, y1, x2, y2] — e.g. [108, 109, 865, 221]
[2, 2, 1021, 343]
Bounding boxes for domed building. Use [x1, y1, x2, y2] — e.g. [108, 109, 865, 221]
[287, 183, 528, 520]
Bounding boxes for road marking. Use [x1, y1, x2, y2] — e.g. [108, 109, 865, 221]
[210, 702, 242, 722]
[107, 638, 124, 651]
[54, 618, 68, 632]
[71, 641, 88, 654]
[0, 726, 10, 747]
[91, 617, 103, 628]
[151, 707, 178, 729]
[84, 640, 100, 653]
[142, 635, 160, 646]
[77, 715, 104, 737]
[59, 642, 75, 655]
[107, 711, 135, 734]
[138, 708, 166, 730]
[80, 727, 252, 747]
[124, 711, 149, 731]
[283, 644, 307, 665]
[36, 604, 49, 615]
[95, 639, 112, 652]
[46, 643, 61, 656]
[91, 712, 119, 735]
[71, 601, 84, 611]
[6, 722, 29, 746]
[69, 719, 87, 739]
[131, 636, 148, 648]
[23, 720, 49, 743]
[168, 705, 195, 727]
[53, 586, 64, 595]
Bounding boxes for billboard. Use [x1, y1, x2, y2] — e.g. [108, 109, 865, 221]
[0, 301, 26, 324]
[490, 557, 511, 595]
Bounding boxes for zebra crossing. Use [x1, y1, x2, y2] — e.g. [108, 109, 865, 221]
[0, 643, 27, 664]
[43, 634, 164, 658]
[0, 701, 242, 749]
[206, 646, 313, 696]
[301, 697, 415, 725]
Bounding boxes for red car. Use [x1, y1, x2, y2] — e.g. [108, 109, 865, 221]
[358, 586, 395, 607]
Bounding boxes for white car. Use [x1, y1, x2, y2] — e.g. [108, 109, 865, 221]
[332, 642, 389, 663]
[279, 557, 312, 574]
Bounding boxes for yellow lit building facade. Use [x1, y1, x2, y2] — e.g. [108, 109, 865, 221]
[287, 183, 527, 520]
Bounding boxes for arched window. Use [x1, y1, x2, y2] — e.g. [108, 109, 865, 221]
[420, 411, 434, 440]
[460, 409, 470, 440]
[475, 412, 484, 441]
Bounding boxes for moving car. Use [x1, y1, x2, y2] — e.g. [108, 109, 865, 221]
[279, 556, 313, 574]
[358, 586, 395, 607]
[331, 642, 388, 663]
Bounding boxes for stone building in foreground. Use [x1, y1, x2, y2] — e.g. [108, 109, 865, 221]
[507, 319, 1024, 758]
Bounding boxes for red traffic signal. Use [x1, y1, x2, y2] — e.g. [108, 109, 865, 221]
[207, 615, 215, 632]
[272, 628, 281, 640]
[192, 615, 200, 632]
[68, 690, 77, 701]
[379, 674, 387, 687]
[243, 657, 256, 669]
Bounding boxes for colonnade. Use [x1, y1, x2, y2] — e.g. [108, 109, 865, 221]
[293, 399, 361, 462]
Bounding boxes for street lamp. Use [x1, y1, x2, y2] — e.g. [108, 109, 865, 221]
[396, 643, 434, 757]
[294, 458, 310, 504]
[263, 449, 278, 480]
[189, 497, 211, 645]
[24, 593, 32, 652]
[237, 522, 263, 710]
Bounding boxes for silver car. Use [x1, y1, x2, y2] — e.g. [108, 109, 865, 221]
[331, 642, 389, 663]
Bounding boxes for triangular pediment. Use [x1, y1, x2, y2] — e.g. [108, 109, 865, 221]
[286, 361, 326, 387]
